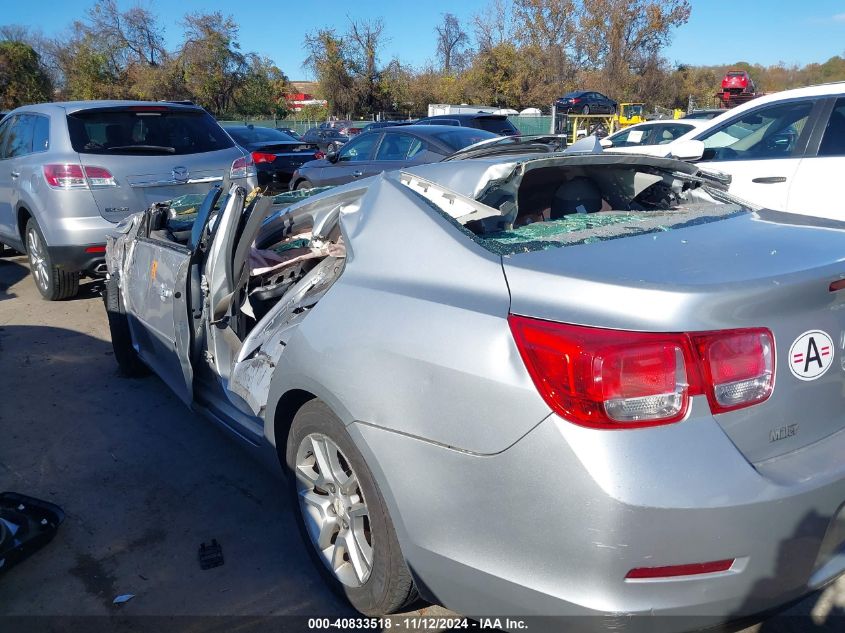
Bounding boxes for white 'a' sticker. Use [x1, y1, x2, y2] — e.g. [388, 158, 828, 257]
[788, 330, 834, 381]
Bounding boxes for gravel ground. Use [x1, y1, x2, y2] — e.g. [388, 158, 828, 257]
[1, 251, 844, 633]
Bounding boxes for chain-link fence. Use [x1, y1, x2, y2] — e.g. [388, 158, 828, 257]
[218, 116, 554, 137]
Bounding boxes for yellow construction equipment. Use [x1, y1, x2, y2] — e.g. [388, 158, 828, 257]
[616, 103, 645, 127]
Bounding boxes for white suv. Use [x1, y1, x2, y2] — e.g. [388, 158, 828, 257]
[657, 82, 845, 219]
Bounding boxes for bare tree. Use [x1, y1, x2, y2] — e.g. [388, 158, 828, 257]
[347, 18, 387, 113]
[472, 0, 514, 52]
[435, 13, 469, 74]
[86, 0, 166, 67]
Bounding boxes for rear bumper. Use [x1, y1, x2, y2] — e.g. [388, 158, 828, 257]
[351, 408, 845, 630]
[49, 244, 107, 274]
[256, 166, 296, 190]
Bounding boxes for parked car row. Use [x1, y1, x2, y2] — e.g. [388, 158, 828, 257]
[290, 125, 497, 189]
[224, 124, 322, 190]
[0, 103, 523, 300]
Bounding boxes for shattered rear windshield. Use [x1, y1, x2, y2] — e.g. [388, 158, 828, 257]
[402, 158, 752, 256]
[477, 205, 746, 256]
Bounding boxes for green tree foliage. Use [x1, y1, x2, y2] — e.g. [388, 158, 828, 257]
[304, 28, 355, 116]
[178, 12, 247, 114]
[233, 55, 290, 117]
[0, 1, 291, 117]
[57, 28, 125, 100]
[0, 40, 52, 109]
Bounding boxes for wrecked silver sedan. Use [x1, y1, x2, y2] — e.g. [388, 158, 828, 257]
[105, 147, 845, 630]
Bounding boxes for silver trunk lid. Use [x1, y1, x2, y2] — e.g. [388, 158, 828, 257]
[502, 210, 845, 463]
[79, 147, 241, 222]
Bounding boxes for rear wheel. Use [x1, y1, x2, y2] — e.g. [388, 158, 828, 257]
[582, 104, 591, 115]
[296, 179, 313, 191]
[103, 275, 148, 377]
[25, 218, 79, 300]
[286, 400, 418, 615]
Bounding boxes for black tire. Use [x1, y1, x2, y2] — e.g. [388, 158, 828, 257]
[582, 104, 590, 115]
[24, 218, 79, 300]
[296, 179, 313, 191]
[103, 275, 149, 377]
[286, 400, 418, 615]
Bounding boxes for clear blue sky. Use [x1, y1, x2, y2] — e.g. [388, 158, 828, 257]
[3, 0, 844, 79]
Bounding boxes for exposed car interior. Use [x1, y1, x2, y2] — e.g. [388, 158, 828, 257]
[141, 188, 348, 344]
[470, 164, 730, 231]
[399, 158, 749, 256]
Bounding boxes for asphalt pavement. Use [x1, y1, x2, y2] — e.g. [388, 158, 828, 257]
[1, 251, 844, 633]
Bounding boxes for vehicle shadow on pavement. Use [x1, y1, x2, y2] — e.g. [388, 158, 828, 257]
[0, 255, 28, 301]
[0, 254, 104, 302]
[723, 510, 845, 632]
[0, 324, 356, 625]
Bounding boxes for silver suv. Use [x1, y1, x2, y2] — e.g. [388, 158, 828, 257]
[0, 101, 257, 299]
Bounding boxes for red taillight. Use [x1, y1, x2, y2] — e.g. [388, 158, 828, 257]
[231, 154, 256, 179]
[43, 164, 116, 189]
[251, 151, 276, 164]
[44, 164, 85, 188]
[625, 559, 735, 580]
[314, 151, 325, 159]
[572, 98, 581, 103]
[691, 329, 774, 413]
[85, 245, 107, 254]
[83, 166, 116, 187]
[508, 315, 774, 429]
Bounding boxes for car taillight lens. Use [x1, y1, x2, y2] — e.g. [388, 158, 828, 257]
[231, 154, 256, 179]
[508, 315, 774, 429]
[314, 151, 325, 159]
[691, 329, 774, 413]
[572, 98, 581, 103]
[43, 164, 116, 189]
[251, 151, 276, 164]
[600, 344, 688, 424]
[84, 166, 117, 187]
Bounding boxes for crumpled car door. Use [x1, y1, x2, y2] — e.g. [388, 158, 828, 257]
[123, 187, 224, 405]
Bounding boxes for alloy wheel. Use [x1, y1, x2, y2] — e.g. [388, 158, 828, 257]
[26, 227, 49, 292]
[295, 433, 373, 587]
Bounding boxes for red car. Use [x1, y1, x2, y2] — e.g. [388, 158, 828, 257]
[722, 70, 756, 96]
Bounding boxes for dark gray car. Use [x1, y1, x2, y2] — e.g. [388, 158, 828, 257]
[290, 125, 497, 189]
[301, 128, 350, 153]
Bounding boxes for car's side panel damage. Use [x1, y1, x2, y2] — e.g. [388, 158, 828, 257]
[104, 149, 845, 625]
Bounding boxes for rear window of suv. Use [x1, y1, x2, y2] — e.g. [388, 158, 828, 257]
[476, 116, 518, 135]
[67, 108, 234, 155]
